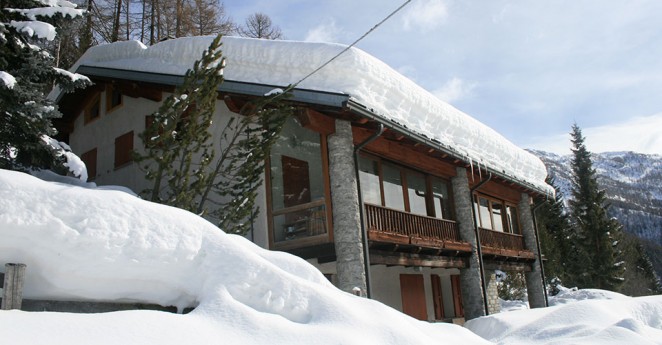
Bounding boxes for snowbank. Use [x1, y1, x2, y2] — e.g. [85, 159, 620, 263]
[0, 169, 488, 344]
[467, 288, 662, 345]
[61, 36, 552, 195]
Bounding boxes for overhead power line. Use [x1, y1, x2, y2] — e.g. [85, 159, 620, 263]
[286, 0, 412, 91]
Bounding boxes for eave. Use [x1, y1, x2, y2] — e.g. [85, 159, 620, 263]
[57, 65, 551, 198]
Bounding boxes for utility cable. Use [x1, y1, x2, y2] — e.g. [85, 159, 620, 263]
[284, 0, 412, 92]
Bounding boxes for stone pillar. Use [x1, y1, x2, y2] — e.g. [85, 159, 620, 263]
[451, 166, 485, 319]
[328, 119, 367, 295]
[519, 193, 546, 308]
[485, 271, 501, 314]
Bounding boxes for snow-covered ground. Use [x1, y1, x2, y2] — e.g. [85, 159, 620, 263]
[1, 169, 661, 344]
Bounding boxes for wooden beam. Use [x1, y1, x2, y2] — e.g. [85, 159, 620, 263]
[369, 250, 467, 269]
[223, 95, 242, 114]
[296, 108, 335, 134]
[484, 260, 533, 272]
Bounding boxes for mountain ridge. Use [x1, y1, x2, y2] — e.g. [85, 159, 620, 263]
[529, 149, 662, 279]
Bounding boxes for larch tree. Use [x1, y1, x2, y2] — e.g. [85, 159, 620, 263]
[1, 0, 90, 173]
[238, 12, 282, 39]
[568, 124, 625, 291]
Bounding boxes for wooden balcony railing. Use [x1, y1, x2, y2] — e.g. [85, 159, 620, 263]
[479, 227, 525, 251]
[364, 203, 464, 246]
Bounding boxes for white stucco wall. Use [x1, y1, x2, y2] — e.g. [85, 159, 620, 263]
[67, 90, 270, 248]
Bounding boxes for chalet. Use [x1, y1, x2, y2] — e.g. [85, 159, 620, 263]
[53, 36, 553, 322]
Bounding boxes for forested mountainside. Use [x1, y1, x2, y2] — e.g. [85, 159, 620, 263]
[530, 150, 662, 278]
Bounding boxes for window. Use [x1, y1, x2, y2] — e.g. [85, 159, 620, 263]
[81, 148, 97, 180]
[382, 162, 405, 211]
[84, 94, 100, 124]
[506, 205, 521, 234]
[269, 118, 329, 245]
[114, 131, 133, 168]
[106, 84, 122, 112]
[474, 195, 520, 234]
[358, 155, 454, 220]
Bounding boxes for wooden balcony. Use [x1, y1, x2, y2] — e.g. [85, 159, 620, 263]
[364, 203, 472, 255]
[478, 228, 535, 260]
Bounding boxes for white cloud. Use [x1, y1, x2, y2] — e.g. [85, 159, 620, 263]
[432, 77, 476, 103]
[526, 113, 662, 155]
[304, 19, 342, 43]
[401, 0, 448, 32]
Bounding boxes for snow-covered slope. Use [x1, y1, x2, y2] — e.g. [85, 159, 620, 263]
[0, 169, 487, 345]
[61, 36, 552, 195]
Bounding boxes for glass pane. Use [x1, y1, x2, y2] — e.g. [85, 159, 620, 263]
[491, 202, 504, 232]
[273, 204, 327, 242]
[507, 206, 520, 234]
[382, 162, 405, 211]
[431, 177, 452, 220]
[270, 118, 326, 243]
[479, 197, 491, 229]
[407, 171, 427, 216]
[358, 156, 382, 205]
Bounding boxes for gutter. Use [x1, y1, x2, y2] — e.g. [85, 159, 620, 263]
[344, 99, 552, 198]
[353, 124, 385, 298]
[531, 200, 549, 307]
[469, 172, 492, 316]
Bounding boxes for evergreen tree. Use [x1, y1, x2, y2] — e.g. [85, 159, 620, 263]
[537, 176, 585, 288]
[135, 34, 224, 212]
[1, 0, 90, 171]
[136, 34, 292, 235]
[568, 124, 625, 291]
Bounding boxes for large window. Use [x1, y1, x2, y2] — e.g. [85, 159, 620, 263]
[474, 194, 520, 234]
[269, 118, 329, 245]
[358, 155, 453, 220]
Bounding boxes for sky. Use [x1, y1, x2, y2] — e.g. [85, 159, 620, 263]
[224, 0, 662, 155]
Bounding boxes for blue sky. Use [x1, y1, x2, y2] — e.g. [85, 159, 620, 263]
[225, 0, 662, 155]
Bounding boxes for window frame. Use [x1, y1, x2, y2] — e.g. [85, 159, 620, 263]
[474, 193, 521, 234]
[114, 131, 134, 169]
[81, 148, 97, 180]
[105, 84, 123, 113]
[83, 93, 101, 125]
[359, 153, 454, 221]
[265, 120, 333, 251]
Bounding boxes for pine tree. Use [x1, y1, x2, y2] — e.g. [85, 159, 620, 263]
[568, 124, 625, 291]
[136, 34, 292, 234]
[1, 0, 90, 171]
[135, 34, 224, 212]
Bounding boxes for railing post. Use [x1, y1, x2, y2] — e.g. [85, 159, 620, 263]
[2, 263, 27, 310]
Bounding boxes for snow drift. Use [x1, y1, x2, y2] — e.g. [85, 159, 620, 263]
[0, 169, 488, 344]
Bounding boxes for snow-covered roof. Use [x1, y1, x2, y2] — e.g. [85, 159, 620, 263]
[68, 36, 553, 195]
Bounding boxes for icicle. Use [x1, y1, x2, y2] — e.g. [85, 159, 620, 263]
[469, 157, 474, 182]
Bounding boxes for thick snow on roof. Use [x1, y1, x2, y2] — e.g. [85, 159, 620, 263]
[0, 169, 488, 344]
[71, 36, 552, 195]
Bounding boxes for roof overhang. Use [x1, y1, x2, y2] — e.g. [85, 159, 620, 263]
[57, 65, 552, 198]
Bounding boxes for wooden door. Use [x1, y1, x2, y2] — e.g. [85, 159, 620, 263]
[400, 274, 428, 321]
[451, 274, 464, 317]
[431, 274, 445, 320]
